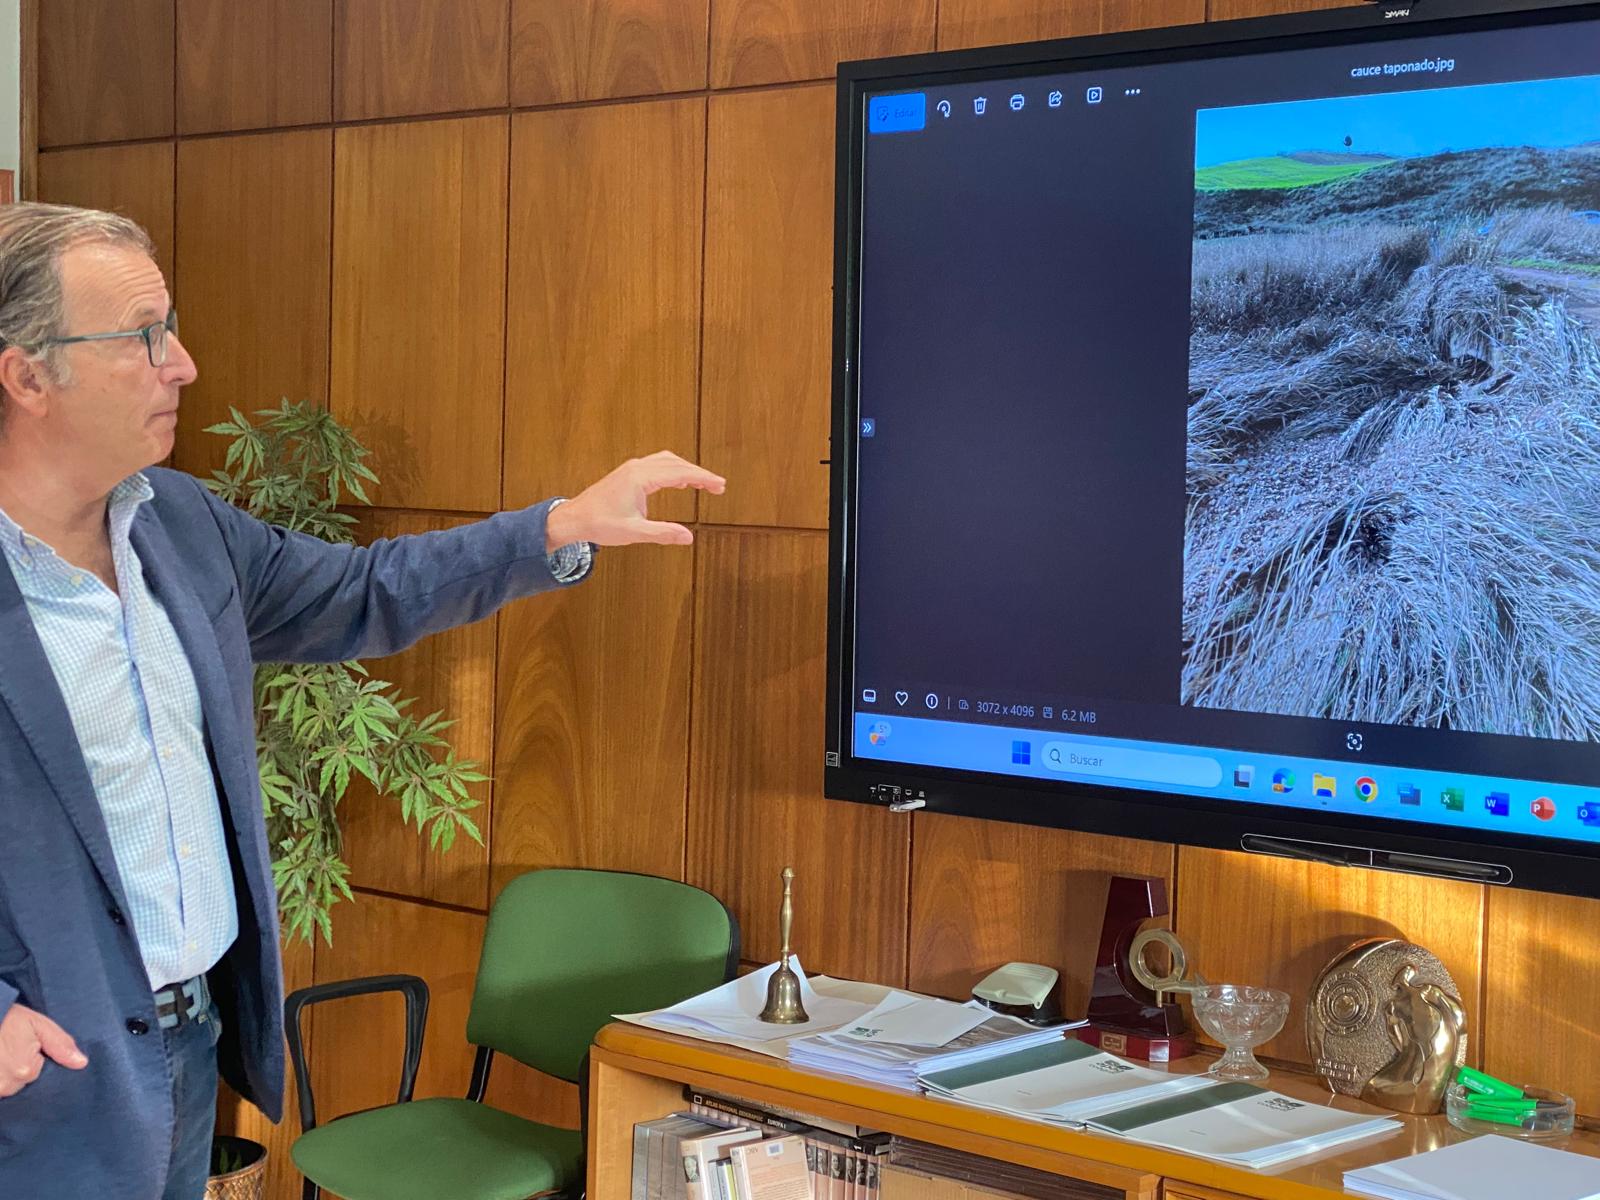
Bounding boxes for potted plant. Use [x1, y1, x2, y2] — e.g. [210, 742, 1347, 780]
[200, 401, 488, 1191]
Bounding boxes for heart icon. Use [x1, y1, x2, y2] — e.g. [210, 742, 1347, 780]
[894, 691, 909, 706]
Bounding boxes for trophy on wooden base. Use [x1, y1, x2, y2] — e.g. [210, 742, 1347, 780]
[1078, 875, 1202, 1061]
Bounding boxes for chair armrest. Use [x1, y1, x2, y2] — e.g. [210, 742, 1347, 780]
[283, 974, 430, 1133]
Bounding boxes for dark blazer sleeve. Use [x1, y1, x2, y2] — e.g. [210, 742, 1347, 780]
[190, 475, 586, 664]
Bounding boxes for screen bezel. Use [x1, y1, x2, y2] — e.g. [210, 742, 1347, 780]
[823, 0, 1600, 899]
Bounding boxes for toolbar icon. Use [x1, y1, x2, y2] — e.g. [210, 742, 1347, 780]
[974, 96, 987, 115]
[936, 99, 951, 118]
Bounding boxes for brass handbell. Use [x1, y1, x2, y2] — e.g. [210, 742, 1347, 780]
[759, 867, 809, 1024]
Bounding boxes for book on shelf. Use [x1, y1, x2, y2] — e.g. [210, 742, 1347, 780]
[729, 1134, 815, 1200]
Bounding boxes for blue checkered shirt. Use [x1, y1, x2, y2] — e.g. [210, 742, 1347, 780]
[0, 474, 236, 990]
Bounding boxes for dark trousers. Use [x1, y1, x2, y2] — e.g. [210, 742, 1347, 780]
[160, 996, 221, 1200]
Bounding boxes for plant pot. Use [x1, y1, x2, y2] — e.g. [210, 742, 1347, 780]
[206, 1135, 267, 1200]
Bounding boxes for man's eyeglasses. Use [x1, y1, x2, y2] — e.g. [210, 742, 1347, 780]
[43, 308, 180, 368]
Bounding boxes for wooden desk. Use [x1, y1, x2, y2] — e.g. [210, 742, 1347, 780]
[588, 1023, 1600, 1200]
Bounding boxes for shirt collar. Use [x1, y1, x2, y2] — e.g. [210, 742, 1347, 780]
[0, 472, 152, 570]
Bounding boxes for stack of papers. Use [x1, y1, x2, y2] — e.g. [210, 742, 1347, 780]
[1089, 1079, 1400, 1168]
[1346, 1135, 1600, 1200]
[786, 990, 1080, 1089]
[920, 1037, 1215, 1122]
[920, 1036, 1400, 1168]
[615, 961, 884, 1057]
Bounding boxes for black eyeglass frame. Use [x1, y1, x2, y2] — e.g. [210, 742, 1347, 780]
[42, 308, 179, 368]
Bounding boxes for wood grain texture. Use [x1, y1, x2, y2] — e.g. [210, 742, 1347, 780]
[310, 892, 486, 1119]
[339, 511, 496, 911]
[1174, 848, 1485, 1065]
[490, 543, 693, 895]
[709, 0, 936, 88]
[700, 87, 833, 530]
[909, 813, 1175, 1014]
[217, 936, 314, 1200]
[173, 130, 331, 481]
[686, 529, 912, 984]
[335, 0, 509, 121]
[937, 0, 1204, 50]
[177, 0, 334, 135]
[1482, 889, 1600, 1114]
[330, 116, 507, 512]
[36, 143, 176, 281]
[37, 0, 173, 147]
[503, 100, 702, 521]
[511, 0, 708, 105]
[1207, 0, 1359, 23]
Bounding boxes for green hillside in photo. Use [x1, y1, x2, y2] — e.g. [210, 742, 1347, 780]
[1194, 154, 1394, 191]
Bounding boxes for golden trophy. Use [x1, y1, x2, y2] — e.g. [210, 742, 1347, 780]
[1307, 937, 1467, 1114]
[759, 867, 809, 1024]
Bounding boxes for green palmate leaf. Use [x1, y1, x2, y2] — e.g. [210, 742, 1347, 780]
[211, 401, 492, 947]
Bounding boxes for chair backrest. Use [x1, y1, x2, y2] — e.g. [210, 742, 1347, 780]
[466, 868, 739, 1082]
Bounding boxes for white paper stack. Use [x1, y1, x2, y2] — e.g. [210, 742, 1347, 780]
[917, 1036, 1217, 1123]
[1086, 1078, 1401, 1168]
[614, 961, 883, 1057]
[786, 990, 1080, 1089]
[1345, 1135, 1600, 1200]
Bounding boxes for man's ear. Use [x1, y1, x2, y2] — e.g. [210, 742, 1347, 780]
[0, 345, 54, 419]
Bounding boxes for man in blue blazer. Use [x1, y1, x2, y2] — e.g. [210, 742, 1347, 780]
[0, 203, 725, 1199]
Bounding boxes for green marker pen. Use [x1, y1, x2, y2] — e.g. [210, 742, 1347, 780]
[1456, 1066, 1522, 1100]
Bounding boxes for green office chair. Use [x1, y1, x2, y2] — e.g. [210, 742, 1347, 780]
[283, 868, 740, 1200]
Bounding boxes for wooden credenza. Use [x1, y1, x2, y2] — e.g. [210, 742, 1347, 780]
[588, 1023, 1600, 1200]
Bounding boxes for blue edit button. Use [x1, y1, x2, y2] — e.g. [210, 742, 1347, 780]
[868, 93, 926, 134]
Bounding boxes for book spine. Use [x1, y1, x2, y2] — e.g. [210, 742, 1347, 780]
[633, 1122, 653, 1200]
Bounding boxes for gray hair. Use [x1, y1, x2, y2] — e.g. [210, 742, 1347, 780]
[0, 202, 156, 428]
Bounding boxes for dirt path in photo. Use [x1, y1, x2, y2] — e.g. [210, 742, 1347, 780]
[1499, 264, 1600, 333]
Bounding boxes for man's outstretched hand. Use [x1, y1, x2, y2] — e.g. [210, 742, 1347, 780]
[546, 451, 726, 551]
[0, 1002, 88, 1099]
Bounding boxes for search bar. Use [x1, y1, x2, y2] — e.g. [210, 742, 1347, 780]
[1041, 741, 1222, 789]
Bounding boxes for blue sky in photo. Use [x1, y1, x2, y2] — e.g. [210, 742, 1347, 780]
[1196, 74, 1600, 166]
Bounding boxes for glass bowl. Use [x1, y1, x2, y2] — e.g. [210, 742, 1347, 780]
[1190, 984, 1290, 1081]
[1445, 1083, 1575, 1139]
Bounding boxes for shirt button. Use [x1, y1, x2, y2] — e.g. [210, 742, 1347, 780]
[126, 1018, 149, 1036]
[179, 844, 192, 858]
[71, 574, 84, 587]
[186, 940, 197, 953]
[162, 747, 174, 761]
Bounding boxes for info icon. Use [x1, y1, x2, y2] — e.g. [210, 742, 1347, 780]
[1531, 796, 1557, 821]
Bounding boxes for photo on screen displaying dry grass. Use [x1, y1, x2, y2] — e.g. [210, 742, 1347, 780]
[1183, 75, 1600, 739]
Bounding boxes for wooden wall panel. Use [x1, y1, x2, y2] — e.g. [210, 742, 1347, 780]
[38, 0, 174, 147]
[701, 87, 833, 531]
[310, 893, 486, 1119]
[710, 0, 936, 88]
[331, 116, 507, 512]
[36, 143, 176, 282]
[1207, 0, 1359, 22]
[341, 512, 497, 911]
[173, 130, 331, 481]
[491, 545, 693, 896]
[511, 0, 708, 105]
[1174, 848, 1486, 1066]
[687, 529, 912, 984]
[1482, 890, 1600, 1113]
[177, 0, 334, 135]
[938, 0, 1205, 50]
[909, 815, 1176, 1014]
[504, 100, 702, 521]
[219, 937, 314, 1200]
[335, 0, 509, 121]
